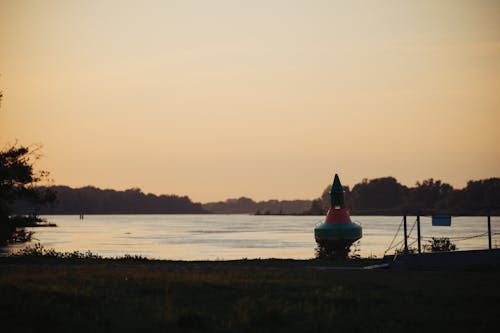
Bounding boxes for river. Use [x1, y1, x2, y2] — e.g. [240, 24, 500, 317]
[6, 214, 500, 260]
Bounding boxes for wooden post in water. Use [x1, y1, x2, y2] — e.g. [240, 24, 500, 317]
[417, 213, 421, 254]
[488, 212, 492, 250]
[403, 212, 408, 254]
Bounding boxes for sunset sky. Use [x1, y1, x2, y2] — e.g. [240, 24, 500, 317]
[1, 0, 499, 202]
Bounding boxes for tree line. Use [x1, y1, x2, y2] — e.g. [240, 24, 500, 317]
[14, 186, 207, 215]
[307, 177, 500, 216]
[203, 197, 311, 215]
[9, 178, 500, 216]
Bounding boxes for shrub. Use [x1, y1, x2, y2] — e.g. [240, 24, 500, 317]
[423, 237, 457, 252]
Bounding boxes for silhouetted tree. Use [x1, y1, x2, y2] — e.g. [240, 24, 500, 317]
[455, 178, 500, 215]
[0, 145, 55, 217]
[408, 179, 453, 213]
[0, 144, 55, 243]
[349, 177, 407, 214]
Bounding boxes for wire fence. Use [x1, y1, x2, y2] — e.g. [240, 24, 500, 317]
[383, 215, 499, 256]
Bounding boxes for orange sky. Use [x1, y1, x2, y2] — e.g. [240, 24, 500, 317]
[1, 0, 499, 202]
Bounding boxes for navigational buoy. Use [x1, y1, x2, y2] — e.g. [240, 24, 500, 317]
[314, 174, 362, 258]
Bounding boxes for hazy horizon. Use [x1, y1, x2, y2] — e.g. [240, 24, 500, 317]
[2, 0, 499, 202]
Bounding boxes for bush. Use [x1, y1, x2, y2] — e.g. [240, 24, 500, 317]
[423, 237, 457, 252]
[13, 243, 102, 259]
[11, 243, 154, 261]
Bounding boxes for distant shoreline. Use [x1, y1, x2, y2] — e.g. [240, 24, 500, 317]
[32, 212, 499, 217]
[13, 178, 500, 216]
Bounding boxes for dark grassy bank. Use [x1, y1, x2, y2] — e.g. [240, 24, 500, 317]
[1, 257, 498, 333]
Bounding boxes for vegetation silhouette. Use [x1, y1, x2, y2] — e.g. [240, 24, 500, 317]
[423, 237, 458, 252]
[14, 185, 207, 215]
[0, 144, 56, 244]
[307, 177, 499, 216]
[10, 176, 500, 217]
[12, 177, 499, 216]
[204, 197, 311, 215]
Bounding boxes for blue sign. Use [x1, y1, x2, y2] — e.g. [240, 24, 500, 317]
[432, 214, 452, 226]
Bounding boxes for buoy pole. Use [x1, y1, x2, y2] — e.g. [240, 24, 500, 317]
[403, 211, 408, 254]
[417, 213, 421, 254]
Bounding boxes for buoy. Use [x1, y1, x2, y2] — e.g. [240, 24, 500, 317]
[314, 174, 362, 258]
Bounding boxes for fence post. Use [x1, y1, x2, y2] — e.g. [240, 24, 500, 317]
[417, 213, 421, 254]
[488, 212, 492, 250]
[403, 211, 408, 254]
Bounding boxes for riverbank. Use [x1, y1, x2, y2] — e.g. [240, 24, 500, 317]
[1, 257, 498, 332]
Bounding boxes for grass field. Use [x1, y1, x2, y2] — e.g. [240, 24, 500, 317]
[1, 257, 498, 332]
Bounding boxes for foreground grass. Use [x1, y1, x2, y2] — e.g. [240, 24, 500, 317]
[0, 257, 498, 332]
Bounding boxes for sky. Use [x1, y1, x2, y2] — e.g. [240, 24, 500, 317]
[1, 0, 499, 202]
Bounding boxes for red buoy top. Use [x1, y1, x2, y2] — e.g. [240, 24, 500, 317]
[325, 207, 352, 224]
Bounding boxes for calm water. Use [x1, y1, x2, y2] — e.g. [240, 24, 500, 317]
[7, 215, 500, 260]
